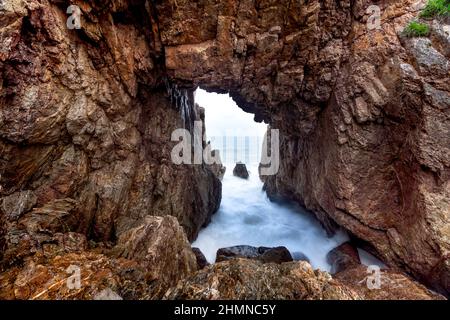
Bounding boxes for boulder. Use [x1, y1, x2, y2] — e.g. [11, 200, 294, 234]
[260, 247, 293, 264]
[164, 259, 361, 300]
[216, 245, 260, 262]
[233, 162, 249, 179]
[112, 215, 198, 299]
[192, 247, 209, 269]
[327, 242, 361, 274]
[216, 245, 293, 264]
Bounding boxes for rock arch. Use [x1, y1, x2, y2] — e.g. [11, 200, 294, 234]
[0, 0, 448, 295]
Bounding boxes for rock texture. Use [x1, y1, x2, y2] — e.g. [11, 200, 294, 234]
[164, 259, 444, 300]
[0, 0, 448, 299]
[335, 264, 445, 300]
[112, 215, 198, 299]
[233, 162, 250, 179]
[157, 0, 450, 295]
[327, 242, 361, 274]
[0, 214, 198, 300]
[164, 259, 361, 300]
[0, 0, 221, 268]
[192, 247, 209, 269]
[208, 150, 226, 181]
[216, 245, 293, 264]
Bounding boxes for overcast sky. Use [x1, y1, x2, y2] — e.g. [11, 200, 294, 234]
[195, 88, 267, 139]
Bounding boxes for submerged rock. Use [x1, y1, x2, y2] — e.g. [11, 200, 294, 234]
[327, 242, 361, 274]
[216, 245, 293, 264]
[0, 0, 448, 298]
[216, 245, 260, 262]
[233, 162, 249, 179]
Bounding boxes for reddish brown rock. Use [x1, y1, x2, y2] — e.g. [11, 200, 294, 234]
[192, 247, 209, 269]
[157, 0, 449, 295]
[335, 265, 445, 300]
[0, 251, 148, 300]
[327, 242, 361, 274]
[112, 215, 198, 299]
[0, 0, 448, 298]
[216, 245, 293, 264]
[233, 162, 249, 180]
[164, 259, 361, 300]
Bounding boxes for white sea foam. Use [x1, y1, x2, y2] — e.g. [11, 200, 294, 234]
[193, 163, 350, 272]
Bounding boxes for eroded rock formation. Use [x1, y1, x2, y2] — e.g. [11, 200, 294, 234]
[164, 258, 442, 300]
[0, 0, 221, 255]
[157, 0, 450, 295]
[0, 0, 449, 299]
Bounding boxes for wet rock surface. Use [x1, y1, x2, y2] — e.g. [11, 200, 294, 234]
[216, 245, 293, 264]
[327, 242, 361, 274]
[112, 215, 198, 299]
[208, 150, 227, 181]
[0, 0, 448, 299]
[164, 258, 445, 300]
[233, 163, 249, 179]
[192, 247, 209, 269]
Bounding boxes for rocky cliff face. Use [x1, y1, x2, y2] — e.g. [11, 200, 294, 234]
[0, 0, 449, 298]
[157, 0, 450, 295]
[0, 0, 221, 265]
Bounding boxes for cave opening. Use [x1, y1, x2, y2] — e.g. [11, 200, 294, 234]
[192, 88, 351, 271]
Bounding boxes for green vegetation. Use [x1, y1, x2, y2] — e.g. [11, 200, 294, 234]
[420, 0, 450, 18]
[403, 21, 431, 37]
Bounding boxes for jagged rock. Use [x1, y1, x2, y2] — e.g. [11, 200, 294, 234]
[0, 0, 221, 247]
[192, 247, 209, 269]
[1, 191, 37, 221]
[159, 0, 450, 296]
[233, 163, 249, 179]
[1, 199, 81, 266]
[0, 0, 448, 298]
[0, 252, 149, 300]
[208, 150, 226, 181]
[216, 245, 293, 264]
[335, 265, 445, 300]
[112, 215, 198, 299]
[260, 247, 294, 264]
[164, 259, 361, 300]
[327, 242, 361, 274]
